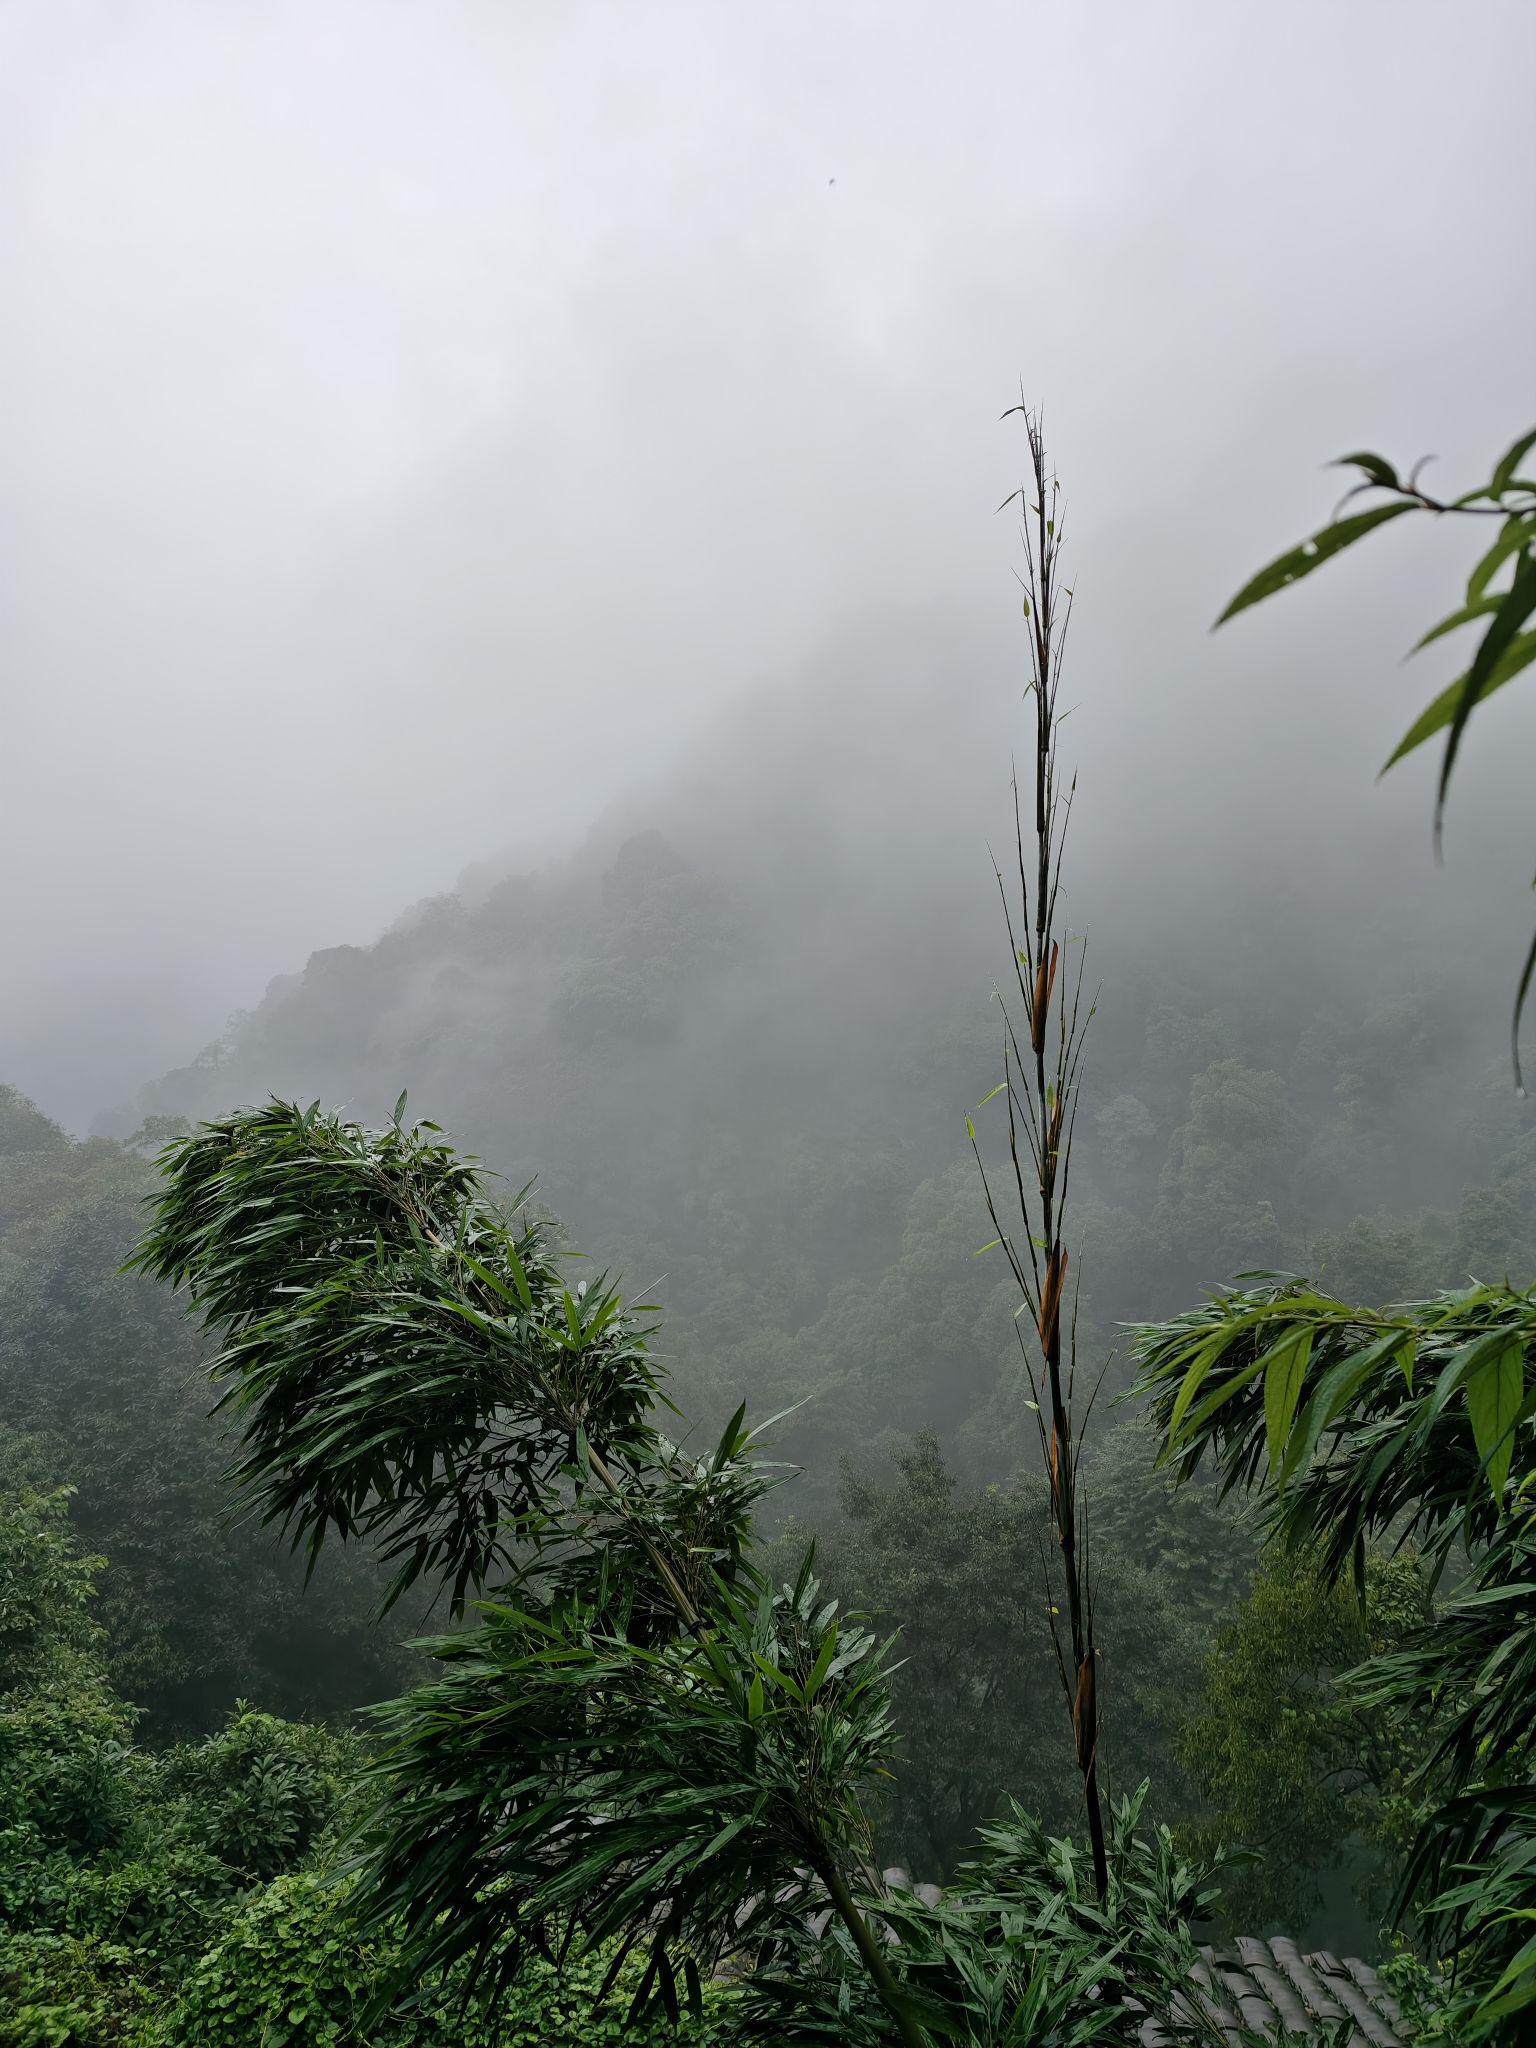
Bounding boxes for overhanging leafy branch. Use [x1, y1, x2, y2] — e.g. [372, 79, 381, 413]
[1216, 426, 1536, 1082]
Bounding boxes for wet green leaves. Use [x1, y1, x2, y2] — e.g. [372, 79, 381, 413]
[1135, 1278, 1536, 2032]
[1216, 427, 1536, 1082]
[1216, 500, 1416, 621]
[1463, 1327, 1524, 1503]
[1135, 1279, 1535, 1572]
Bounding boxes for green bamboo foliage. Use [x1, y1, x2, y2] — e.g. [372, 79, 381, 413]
[128, 1100, 646, 1605]
[1132, 1279, 1533, 1563]
[351, 1561, 906, 2025]
[1215, 425, 1536, 1083]
[1133, 1279, 1536, 2036]
[971, 412, 1108, 1898]
[130, 1099, 1235, 2043]
[1358, 1523, 1536, 2032]
[128, 1099, 938, 2045]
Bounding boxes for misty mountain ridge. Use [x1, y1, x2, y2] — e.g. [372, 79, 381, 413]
[101, 655, 1536, 1508]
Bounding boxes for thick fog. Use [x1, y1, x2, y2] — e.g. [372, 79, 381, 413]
[4, 0, 1534, 1129]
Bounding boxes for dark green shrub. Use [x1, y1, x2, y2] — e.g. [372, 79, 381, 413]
[0, 1929, 156, 2048]
[157, 1873, 380, 2048]
[159, 1871, 744, 2048]
[157, 1706, 359, 1883]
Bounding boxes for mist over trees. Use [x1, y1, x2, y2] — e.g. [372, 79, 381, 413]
[4, 3, 1535, 2041]
[6, 536, 1536, 2029]
[99, 708, 1536, 1488]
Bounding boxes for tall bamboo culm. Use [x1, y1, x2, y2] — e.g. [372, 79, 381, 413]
[970, 409, 1109, 1897]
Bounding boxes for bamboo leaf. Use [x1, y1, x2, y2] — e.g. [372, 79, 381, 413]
[1465, 1330, 1524, 1504]
[1384, 625, 1536, 773]
[1468, 515, 1533, 602]
[1514, 920, 1536, 1096]
[1491, 427, 1536, 497]
[804, 1624, 840, 1701]
[1329, 450, 1401, 490]
[1216, 502, 1416, 625]
[712, 1401, 748, 1468]
[1263, 1326, 1313, 1478]
[1280, 1329, 1393, 1487]
[1399, 1334, 1417, 1393]
[1177, 1346, 1271, 1444]
[1410, 595, 1503, 653]
[1435, 554, 1536, 830]
[1166, 1332, 1231, 1443]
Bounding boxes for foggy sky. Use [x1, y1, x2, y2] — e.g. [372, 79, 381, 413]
[4, 0, 1535, 1129]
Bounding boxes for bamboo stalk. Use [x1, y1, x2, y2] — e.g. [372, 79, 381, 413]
[976, 410, 1109, 1897]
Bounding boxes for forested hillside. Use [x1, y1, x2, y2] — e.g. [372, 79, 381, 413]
[115, 771, 1536, 1508]
[0, 713, 1514, 1945]
[4, 436, 1531, 2014]
[0, 1086, 414, 1733]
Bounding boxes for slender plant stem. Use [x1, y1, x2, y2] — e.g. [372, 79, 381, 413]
[980, 409, 1110, 1896]
[815, 1851, 931, 2048]
[585, 1442, 703, 1626]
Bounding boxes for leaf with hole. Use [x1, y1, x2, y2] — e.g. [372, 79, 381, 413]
[1216, 502, 1416, 625]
